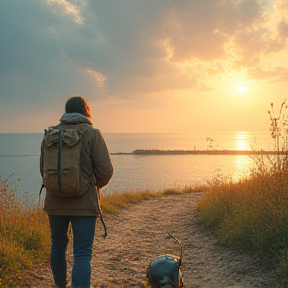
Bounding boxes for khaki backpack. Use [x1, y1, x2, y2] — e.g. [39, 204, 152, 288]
[41, 123, 92, 197]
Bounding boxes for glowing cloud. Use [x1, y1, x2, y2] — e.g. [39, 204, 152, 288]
[47, 0, 83, 23]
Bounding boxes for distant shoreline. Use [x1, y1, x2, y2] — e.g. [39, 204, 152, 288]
[111, 149, 285, 156]
[0, 149, 284, 157]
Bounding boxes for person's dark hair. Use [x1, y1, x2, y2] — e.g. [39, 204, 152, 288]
[65, 96, 91, 119]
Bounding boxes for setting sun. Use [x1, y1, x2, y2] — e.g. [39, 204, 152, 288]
[237, 86, 246, 94]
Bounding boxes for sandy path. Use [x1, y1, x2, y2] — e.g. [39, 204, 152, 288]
[26, 192, 275, 288]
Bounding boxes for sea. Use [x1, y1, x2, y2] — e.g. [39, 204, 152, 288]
[0, 131, 275, 200]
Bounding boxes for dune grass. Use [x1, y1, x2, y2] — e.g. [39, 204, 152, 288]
[0, 178, 50, 287]
[0, 178, 199, 287]
[196, 154, 288, 287]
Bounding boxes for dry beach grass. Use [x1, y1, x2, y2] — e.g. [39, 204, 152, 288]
[25, 192, 275, 288]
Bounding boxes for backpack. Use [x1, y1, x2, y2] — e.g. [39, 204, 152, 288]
[41, 123, 92, 197]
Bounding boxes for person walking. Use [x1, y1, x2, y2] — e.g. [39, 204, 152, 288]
[40, 96, 114, 288]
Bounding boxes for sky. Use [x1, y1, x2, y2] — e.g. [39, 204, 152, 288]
[1, 0, 288, 133]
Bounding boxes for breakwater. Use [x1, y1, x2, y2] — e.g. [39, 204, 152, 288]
[110, 149, 284, 156]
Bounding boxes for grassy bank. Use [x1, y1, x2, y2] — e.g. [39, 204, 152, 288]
[0, 179, 50, 287]
[0, 179, 199, 287]
[196, 155, 288, 287]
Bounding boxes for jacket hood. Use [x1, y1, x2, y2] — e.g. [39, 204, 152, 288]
[60, 113, 92, 125]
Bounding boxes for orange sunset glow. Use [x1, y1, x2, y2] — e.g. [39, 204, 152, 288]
[0, 0, 287, 133]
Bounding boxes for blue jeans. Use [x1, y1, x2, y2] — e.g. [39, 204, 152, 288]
[48, 215, 96, 288]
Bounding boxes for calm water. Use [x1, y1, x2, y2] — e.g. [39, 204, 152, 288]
[0, 132, 274, 198]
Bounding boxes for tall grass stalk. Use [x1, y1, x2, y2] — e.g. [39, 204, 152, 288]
[196, 154, 288, 287]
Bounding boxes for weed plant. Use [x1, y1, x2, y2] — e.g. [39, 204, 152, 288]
[196, 154, 288, 287]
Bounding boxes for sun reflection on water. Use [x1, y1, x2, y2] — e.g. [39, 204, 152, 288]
[230, 155, 255, 182]
[228, 130, 257, 182]
[235, 131, 251, 151]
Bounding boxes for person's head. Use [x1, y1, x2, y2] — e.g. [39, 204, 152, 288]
[65, 96, 91, 119]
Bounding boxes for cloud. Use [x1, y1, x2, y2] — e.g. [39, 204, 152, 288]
[0, 0, 287, 115]
[275, 0, 288, 12]
[231, 4, 288, 69]
[248, 65, 288, 81]
[278, 19, 288, 40]
[47, 0, 84, 23]
[0, 0, 95, 106]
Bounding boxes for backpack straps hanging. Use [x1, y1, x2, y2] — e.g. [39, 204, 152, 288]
[95, 186, 107, 239]
[99, 214, 107, 239]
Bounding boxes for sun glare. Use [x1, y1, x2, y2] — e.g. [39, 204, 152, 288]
[237, 86, 246, 94]
[235, 132, 250, 151]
